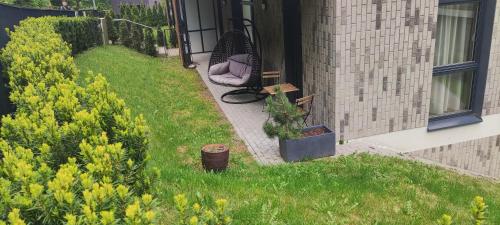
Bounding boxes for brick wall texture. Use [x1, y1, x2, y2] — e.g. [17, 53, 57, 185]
[484, 0, 500, 115]
[408, 135, 500, 178]
[302, 0, 500, 141]
[302, 0, 439, 141]
[301, 0, 337, 130]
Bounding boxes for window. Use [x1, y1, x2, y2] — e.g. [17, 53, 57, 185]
[242, 0, 254, 41]
[429, 0, 495, 131]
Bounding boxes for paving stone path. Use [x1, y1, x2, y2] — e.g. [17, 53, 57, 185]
[191, 54, 498, 179]
[192, 54, 399, 165]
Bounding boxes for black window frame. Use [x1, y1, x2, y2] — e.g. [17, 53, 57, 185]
[428, 0, 497, 131]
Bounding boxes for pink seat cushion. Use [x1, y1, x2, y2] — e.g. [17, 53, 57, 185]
[209, 62, 230, 75]
[209, 73, 251, 86]
[208, 54, 253, 86]
[229, 60, 251, 78]
[229, 54, 252, 64]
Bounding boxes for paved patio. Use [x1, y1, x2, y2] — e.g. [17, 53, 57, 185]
[192, 54, 398, 165]
[193, 54, 282, 164]
[191, 54, 500, 179]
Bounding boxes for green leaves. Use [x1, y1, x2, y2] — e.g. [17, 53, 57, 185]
[471, 196, 487, 225]
[437, 214, 452, 225]
[130, 24, 143, 52]
[0, 17, 154, 224]
[144, 29, 156, 57]
[120, 4, 168, 27]
[174, 193, 232, 225]
[106, 11, 119, 44]
[263, 88, 304, 140]
[437, 196, 489, 225]
[52, 17, 102, 55]
[119, 20, 132, 48]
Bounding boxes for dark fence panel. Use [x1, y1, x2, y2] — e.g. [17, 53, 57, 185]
[0, 3, 75, 49]
[0, 3, 75, 116]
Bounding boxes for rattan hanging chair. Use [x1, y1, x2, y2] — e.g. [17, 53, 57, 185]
[208, 22, 265, 104]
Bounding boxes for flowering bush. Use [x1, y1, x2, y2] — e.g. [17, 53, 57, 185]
[174, 193, 232, 225]
[0, 17, 155, 224]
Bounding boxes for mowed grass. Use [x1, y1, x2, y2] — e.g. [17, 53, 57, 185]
[76, 46, 500, 225]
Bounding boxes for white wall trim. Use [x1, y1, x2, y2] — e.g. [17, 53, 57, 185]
[355, 113, 500, 153]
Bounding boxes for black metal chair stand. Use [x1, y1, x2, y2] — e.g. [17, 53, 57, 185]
[221, 87, 267, 104]
[207, 20, 264, 104]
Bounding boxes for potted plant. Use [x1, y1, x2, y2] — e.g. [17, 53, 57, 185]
[201, 144, 229, 172]
[263, 89, 336, 162]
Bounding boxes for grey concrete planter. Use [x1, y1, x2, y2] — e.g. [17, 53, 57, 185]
[279, 125, 336, 162]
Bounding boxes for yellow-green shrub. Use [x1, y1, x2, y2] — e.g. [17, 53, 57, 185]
[437, 196, 488, 225]
[0, 17, 155, 224]
[174, 194, 232, 225]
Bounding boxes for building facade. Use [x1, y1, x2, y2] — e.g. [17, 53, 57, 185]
[177, 0, 500, 177]
[302, 0, 499, 139]
[300, 0, 500, 177]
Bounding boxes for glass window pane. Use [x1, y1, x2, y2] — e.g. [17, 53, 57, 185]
[202, 30, 218, 52]
[243, 2, 252, 20]
[434, 3, 478, 67]
[188, 31, 202, 53]
[430, 71, 474, 117]
[185, 0, 200, 30]
[199, 0, 216, 28]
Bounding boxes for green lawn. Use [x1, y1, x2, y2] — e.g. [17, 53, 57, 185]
[76, 46, 500, 225]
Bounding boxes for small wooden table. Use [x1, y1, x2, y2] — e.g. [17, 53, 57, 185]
[262, 83, 299, 95]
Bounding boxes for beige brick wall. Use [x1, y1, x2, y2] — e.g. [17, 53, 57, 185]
[301, 0, 337, 130]
[483, 1, 500, 115]
[409, 135, 500, 178]
[299, 0, 500, 179]
[302, 0, 438, 140]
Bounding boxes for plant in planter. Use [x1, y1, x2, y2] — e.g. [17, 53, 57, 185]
[201, 144, 229, 172]
[264, 88, 336, 162]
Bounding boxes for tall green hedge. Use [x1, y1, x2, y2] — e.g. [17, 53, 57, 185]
[0, 17, 156, 224]
[144, 29, 156, 57]
[130, 23, 143, 52]
[119, 4, 166, 27]
[119, 20, 132, 48]
[106, 12, 119, 44]
[45, 17, 102, 55]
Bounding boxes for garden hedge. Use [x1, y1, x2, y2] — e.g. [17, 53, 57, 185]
[0, 17, 156, 224]
[119, 4, 167, 28]
[24, 16, 103, 55]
